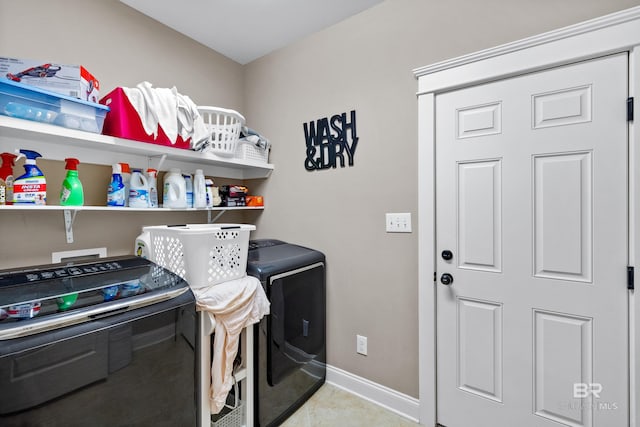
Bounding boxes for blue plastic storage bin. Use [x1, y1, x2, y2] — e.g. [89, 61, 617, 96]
[0, 79, 109, 133]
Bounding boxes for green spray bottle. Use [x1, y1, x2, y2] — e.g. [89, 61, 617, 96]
[60, 158, 84, 206]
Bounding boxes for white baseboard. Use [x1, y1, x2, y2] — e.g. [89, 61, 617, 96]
[326, 364, 421, 424]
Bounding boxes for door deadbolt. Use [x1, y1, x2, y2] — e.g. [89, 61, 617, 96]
[441, 250, 453, 261]
[440, 273, 454, 285]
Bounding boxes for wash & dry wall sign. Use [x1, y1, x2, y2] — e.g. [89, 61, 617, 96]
[303, 110, 358, 171]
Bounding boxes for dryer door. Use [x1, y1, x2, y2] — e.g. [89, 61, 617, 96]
[267, 262, 326, 386]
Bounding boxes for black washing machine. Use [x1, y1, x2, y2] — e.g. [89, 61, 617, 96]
[0, 256, 198, 427]
[246, 239, 326, 427]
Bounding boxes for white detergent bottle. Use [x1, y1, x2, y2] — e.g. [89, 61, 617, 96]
[129, 169, 150, 208]
[163, 168, 187, 208]
[146, 168, 158, 208]
[119, 163, 131, 207]
[134, 230, 151, 259]
[193, 169, 207, 208]
[205, 179, 214, 208]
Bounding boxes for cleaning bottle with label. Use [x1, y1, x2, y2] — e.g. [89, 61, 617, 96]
[163, 168, 187, 208]
[13, 150, 46, 205]
[59, 158, 84, 206]
[129, 169, 150, 208]
[119, 162, 131, 207]
[107, 163, 126, 207]
[205, 178, 214, 208]
[135, 230, 151, 259]
[0, 152, 17, 205]
[193, 169, 206, 208]
[146, 168, 158, 208]
[183, 173, 193, 208]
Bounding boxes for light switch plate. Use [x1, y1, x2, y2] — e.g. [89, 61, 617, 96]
[386, 213, 412, 233]
[357, 334, 368, 355]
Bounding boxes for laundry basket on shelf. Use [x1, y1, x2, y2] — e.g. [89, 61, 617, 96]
[234, 140, 269, 164]
[210, 378, 244, 427]
[198, 106, 245, 157]
[141, 223, 255, 288]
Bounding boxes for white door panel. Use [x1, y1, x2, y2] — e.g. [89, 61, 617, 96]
[533, 152, 592, 281]
[436, 53, 628, 427]
[533, 310, 594, 426]
[457, 160, 502, 272]
[457, 297, 503, 402]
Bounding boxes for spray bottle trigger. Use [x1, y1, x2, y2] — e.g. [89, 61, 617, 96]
[65, 158, 80, 170]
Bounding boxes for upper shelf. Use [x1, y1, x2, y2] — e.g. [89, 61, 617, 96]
[0, 116, 274, 180]
[0, 205, 263, 212]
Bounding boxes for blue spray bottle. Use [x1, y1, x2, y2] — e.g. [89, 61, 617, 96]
[13, 150, 46, 205]
[107, 163, 126, 207]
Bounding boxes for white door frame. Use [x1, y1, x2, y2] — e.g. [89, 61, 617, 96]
[414, 7, 640, 427]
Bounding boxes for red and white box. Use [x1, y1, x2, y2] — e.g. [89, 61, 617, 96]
[99, 87, 191, 149]
[0, 57, 99, 102]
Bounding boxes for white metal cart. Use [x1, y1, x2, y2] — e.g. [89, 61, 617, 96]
[138, 223, 259, 427]
[199, 314, 254, 427]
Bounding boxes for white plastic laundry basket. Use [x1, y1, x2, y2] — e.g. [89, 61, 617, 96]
[210, 378, 244, 427]
[210, 400, 244, 427]
[198, 106, 245, 157]
[234, 140, 269, 164]
[142, 223, 255, 288]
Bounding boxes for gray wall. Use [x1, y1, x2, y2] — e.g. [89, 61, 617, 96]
[243, 0, 640, 397]
[0, 0, 244, 111]
[0, 0, 248, 267]
[2, 0, 639, 399]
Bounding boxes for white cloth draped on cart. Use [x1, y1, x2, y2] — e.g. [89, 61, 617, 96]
[191, 275, 270, 414]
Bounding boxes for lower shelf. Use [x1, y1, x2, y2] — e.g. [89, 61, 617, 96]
[0, 205, 263, 212]
[0, 205, 263, 243]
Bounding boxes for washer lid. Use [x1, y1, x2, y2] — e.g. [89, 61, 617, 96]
[247, 242, 325, 278]
[0, 256, 190, 340]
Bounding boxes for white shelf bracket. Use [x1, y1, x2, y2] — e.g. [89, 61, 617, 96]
[148, 153, 168, 172]
[208, 210, 226, 223]
[63, 209, 78, 243]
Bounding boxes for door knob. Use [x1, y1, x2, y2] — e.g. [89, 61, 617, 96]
[440, 273, 454, 285]
[441, 250, 453, 261]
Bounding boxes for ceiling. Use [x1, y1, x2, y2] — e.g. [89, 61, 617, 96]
[121, 0, 384, 65]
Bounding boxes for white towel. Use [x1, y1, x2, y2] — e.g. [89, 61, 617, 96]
[176, 94, 210, 150]
[191, 275, 270, 414]
[122, 82, 209, 149]
[122, 82, 158, 138]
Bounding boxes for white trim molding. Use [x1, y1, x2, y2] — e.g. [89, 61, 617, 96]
[414, 5, 640, 427]
[326, 364, 420, 423]
[414, 6, 640, 95]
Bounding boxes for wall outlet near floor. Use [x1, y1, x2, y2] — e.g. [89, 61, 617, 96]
[356, 334, 368, 355]
[385, 213, 412, 233]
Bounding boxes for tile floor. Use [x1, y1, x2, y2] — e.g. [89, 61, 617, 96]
[280, 383, 421, 427]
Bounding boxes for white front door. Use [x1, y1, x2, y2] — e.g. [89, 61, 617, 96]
[435, 53, 629, 427]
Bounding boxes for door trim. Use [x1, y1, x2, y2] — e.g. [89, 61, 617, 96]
[415, 6, 640, 427]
